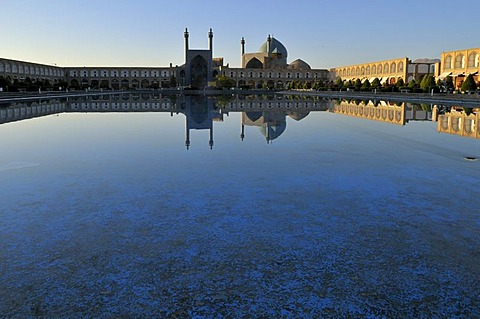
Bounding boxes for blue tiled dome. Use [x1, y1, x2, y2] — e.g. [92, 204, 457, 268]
[258, 37, 288, 57]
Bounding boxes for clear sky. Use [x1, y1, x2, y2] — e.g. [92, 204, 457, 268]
[1, 0, 479, 69]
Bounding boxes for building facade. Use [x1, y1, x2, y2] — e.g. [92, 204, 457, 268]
[330, 57, 439, 85]
[438, 48, 480, 89]
[0, 58, 65, 86]
[0, 30, 477, 92]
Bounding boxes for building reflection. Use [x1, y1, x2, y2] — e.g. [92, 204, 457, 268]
[437, 107, 480, 139]
[327, 99, 436, 126]
[1, 94, 478, 146]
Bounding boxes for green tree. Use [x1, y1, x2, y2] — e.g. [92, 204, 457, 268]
[0, 76, 12, 91]
[169, 75, 177, 87]
[335, 77, 344, 89]
[408, 79, 417, 89]
[461, 74, 478, 92]
[444, 76, 454, 92]
[371, 78, 381, 88]
[354, 79, 362, 90]
[420, 75, 436, 92]
[361, 79, 371, 91]
[215, 75, 235, 89]
[396, 78, 405, 88]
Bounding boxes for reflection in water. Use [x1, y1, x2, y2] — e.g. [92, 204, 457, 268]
[1, 94, 479, 144]
[437, 107, 480, 139]
[0, 93, 479, 317]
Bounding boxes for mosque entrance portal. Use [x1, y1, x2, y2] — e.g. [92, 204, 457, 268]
[190, 55, 208, 89]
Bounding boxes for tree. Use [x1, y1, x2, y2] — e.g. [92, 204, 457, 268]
[371, 78, 381, 88]
[420, 75, 436, 92]
[396, 78, 405, 88]
[444, 76, 454, 92]
[335, 77, 344, 89]
[461, 74, 478, 92]
[354, 79, 362, 90]
[215, 75, 235, 89]
[169, 75, 177, 87]
[0, 76, 12, 91]
[361, 79, 371, 91]
[408, 79, 417, 89]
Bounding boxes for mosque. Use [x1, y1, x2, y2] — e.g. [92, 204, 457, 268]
[0, 28, 330, 91]
[0, 28, 479, 91]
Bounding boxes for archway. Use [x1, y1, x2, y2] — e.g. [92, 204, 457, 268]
[111, 79, 119, 90]
[246, 57, 263, 69]
[70, 79, 80, 88]
[190, 55, 208, 89]
[132, 79, 139, 89]
[141, 79, 149, 88]
[100, 80, 109, 89]
[90, 80, 99, 89]
[121, 79, 129, 89]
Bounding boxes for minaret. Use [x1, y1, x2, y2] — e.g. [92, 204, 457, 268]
[185, 118, 190, 150]
[267, 35, 272, 58]
[209, 126, 214, 150]
[184, 28, 189, 59]
[208, 28, 213, 54]
[241, 37, 245, 67]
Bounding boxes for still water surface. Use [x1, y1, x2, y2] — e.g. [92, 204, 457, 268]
[0, 94, 479, 317]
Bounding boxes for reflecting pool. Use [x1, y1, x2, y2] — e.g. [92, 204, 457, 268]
[1, 94, 479, 317]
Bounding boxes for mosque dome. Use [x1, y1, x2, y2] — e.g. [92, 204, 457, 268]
[287, 111, 310, 121]
[259, 122, 286, 142]
[258, 37, 288, 57]
[245, 111, 263, 122]
[288, 59, 311, 70]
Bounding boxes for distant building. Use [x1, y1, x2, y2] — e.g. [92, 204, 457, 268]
[330, 57, 439, 85]
[219, 35, 329, 89]
[438, 48, 480, 89]
[0, 30, 475, 91]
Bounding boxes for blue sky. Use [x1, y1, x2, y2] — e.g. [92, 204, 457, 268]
[1, 0, 479, 69]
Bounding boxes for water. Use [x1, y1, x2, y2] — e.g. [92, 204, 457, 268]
[1, 94, 479, 317]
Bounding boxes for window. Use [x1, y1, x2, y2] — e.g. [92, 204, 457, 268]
[398, 62, 403, 72]
[455, 54, 464, 68]
[467, 52, 479, 68]
[383, 64, 389, 74]
[444, 55, 452, 69]
[391, 62, 396, 73]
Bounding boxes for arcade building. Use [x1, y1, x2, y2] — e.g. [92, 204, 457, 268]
[0, 28, 478, 91]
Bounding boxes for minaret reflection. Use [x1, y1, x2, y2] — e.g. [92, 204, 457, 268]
[182, 95, 217, 150]
[240, 110, 309, 143]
